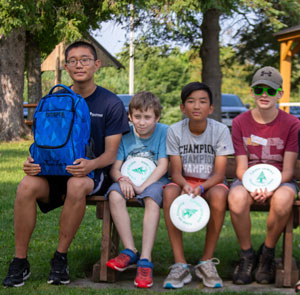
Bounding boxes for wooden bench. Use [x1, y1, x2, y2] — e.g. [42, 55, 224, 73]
[86, 157, 300, 287]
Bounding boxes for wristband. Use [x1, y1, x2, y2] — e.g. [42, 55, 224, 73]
[117, 176, 125, 182]
[198, 185, 204, 195]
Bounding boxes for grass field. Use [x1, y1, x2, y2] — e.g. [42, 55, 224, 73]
[0, 140, 299, 295]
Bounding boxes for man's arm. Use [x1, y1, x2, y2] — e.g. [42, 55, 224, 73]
[169, 155, 193, 195]
[193, 155, 227, 196]
[235, 155, 249, 181]
[66, 134, 122, 177]
[110, 159, 136, 199]
[281, 151, 298, 183]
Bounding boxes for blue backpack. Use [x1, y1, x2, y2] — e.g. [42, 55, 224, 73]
[30, 84, 94, 178]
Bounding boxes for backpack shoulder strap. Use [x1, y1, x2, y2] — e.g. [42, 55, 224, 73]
[48, 84, 77, 96]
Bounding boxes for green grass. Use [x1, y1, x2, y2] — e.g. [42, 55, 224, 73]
[0, 140, 299, 295]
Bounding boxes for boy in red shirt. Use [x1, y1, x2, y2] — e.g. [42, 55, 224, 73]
[229, 66, 300, 285]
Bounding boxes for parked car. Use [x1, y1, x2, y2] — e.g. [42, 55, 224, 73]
[118, 93, 249, 127]
[117, 94, 133, 114]
[221, 93, 249, 127]
[23, 102, 28, 118]
[289, 106, 300, 120]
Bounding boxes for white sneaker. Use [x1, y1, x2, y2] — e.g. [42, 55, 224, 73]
[163, 263, 192, 289]
[194, 258, 223, 288]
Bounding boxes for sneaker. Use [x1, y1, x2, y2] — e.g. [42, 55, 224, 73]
[134, 259, 153, 288]
[2, 258, 31, 287]
[232, 252, 256, 284]
[48, 252, 70, 285]
[255, 244, 275, 284]
[194, 258, 223, 288]
[106, 248, 140, 272]
[163, 263, 192, 289]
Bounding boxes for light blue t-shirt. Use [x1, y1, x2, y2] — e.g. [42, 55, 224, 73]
[117, 123, 169, 184]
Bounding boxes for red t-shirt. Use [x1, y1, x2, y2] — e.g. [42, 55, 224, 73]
[232, 109, 300, 171]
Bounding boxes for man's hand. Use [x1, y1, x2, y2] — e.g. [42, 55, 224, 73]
[133, 184, 144, 195]
[192, 186, 202, 198]
[23, 156, 41, 176]
[250, 188, 273, 203]
[119, 179, 135, 199]
[182, 184, 193, 196]
[66, 158, 94, 177]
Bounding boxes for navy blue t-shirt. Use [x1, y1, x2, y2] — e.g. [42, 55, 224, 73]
[85, 86, 130, 158]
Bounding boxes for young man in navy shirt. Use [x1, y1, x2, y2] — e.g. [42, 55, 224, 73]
[3, 41, 129, 287]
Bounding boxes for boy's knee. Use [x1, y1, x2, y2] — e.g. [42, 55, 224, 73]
[144, 197, 159, 209]
[228, 187, 249, 213]
[108, 190, 124, 205]
[271, 192, 294, 216]
[16, 176, 47, 201]
[207, 186, 227, 206]
[67, 177, 92, 199]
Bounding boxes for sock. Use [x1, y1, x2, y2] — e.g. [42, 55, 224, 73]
[55, 250, 67, 259]
[14, 257, 28, 263]
[241, 247, 255, 257]
[262, 244, 275, 256]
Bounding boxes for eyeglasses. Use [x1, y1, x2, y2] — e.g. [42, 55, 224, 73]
[66, 57, 95, 67]
[252, 86, 282, 97]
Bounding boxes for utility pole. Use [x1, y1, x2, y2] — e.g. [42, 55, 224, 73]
[129, 3, 134, 95]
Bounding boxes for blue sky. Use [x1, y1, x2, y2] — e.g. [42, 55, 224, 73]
[92, 22, 127, 56]
[91, 17, 239, 57]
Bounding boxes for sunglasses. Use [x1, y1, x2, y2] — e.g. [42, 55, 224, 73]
[252, 86, 282, 97]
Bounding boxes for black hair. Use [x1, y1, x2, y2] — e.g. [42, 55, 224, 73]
[181, 82, 213, 105]
[65, 41, 97, 61]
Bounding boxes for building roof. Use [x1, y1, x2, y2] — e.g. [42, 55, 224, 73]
[274, 25, 300, 37]
[41, 33, 124, 72]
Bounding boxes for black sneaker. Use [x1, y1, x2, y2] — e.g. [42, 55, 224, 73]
[48, 252, 70, 285]
[2, 257, 31, 287]
[232, 253, 256, 284]
[255, 244, 275, 284]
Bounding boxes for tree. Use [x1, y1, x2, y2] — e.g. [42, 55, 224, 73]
[107, 0, 300, 120]
[0, 0, 115, 141]
[0, 29, 27, 141]
[233, 1, 300, 95]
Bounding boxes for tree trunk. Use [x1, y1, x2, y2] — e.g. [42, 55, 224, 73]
[200, 8, 222, 121]
[0, 28, 29, 141]
[26, 31, 42, 120]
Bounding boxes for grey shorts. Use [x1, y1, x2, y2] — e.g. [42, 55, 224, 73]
[105, 181, 164, 207]
[230, 178, 298, 195]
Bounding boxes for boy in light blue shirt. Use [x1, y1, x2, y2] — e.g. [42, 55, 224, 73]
[105, 91, 169, 288]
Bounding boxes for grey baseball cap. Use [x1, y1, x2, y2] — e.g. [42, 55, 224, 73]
[251, 66, 283, 90]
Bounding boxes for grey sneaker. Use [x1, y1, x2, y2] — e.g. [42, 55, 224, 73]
[163, 263, 192, 289]
[194, 258, 223, 288]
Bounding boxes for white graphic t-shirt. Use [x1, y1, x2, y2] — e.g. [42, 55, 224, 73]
[166, 118, 234, 179]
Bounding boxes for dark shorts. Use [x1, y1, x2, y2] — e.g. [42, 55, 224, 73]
[37, 173, 112, 213]
[105, 181, 164, 207]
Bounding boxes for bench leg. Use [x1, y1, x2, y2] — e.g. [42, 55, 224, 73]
[99, 200, 115, 282]
[92, 200, 120, 283]
[275, 209, 299, 287]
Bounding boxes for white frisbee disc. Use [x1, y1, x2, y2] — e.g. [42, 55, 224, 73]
[170, 194, 210, 233]
[121, 157, 156, 186]
[242, 164, 282, 193]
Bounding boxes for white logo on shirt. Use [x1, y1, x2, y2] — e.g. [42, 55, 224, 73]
[90, 112, 103, 118]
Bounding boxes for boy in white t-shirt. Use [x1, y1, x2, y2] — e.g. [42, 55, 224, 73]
[163, 82, 234, 289]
